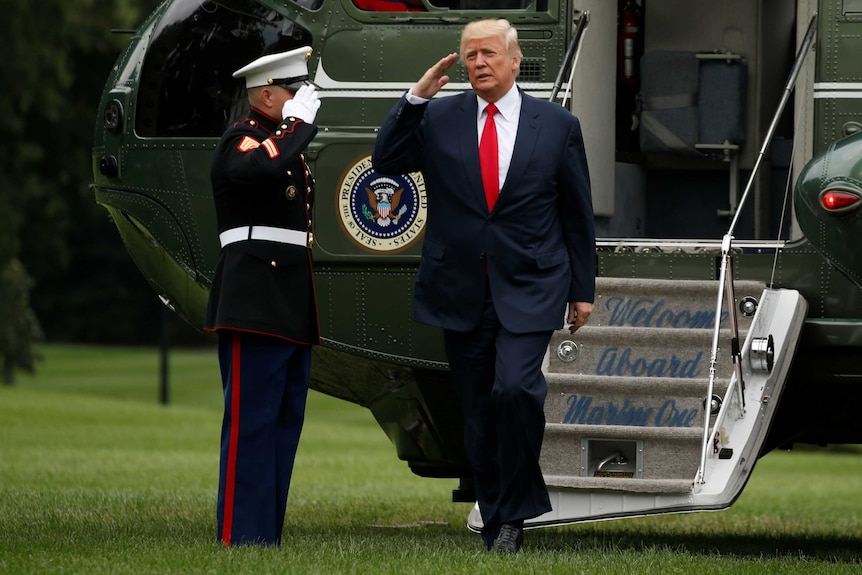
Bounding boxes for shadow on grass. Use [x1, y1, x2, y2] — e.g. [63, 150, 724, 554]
[528, 527, 862, 563]
[279, 508, 862, 562]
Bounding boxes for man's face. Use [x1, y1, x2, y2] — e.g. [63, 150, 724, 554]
[269, 86, 294, 114]
[463, 34, 520, 103]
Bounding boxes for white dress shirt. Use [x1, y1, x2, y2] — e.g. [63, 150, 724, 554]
[477, 84, 521, 192]
[406, 84, 522, 193]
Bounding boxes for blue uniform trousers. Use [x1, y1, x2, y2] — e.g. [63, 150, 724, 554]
[443, 284, 554, 549]
[216, 331, 311, 546]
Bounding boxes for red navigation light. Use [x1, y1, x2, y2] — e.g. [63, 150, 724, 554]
[820, 189, 862, 212]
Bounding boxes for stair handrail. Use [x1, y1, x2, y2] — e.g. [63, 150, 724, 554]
[695, 13, 818, 486]
[549, 10, 590, 103]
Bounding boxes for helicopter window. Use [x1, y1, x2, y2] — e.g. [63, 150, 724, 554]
[424, 0, 533, 9]
[137, 0, 313, 138]
[352, 0, 530, 11]
[352, 0, 426, 11]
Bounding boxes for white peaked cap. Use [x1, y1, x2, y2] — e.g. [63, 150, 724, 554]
[232, 46, 316, 89]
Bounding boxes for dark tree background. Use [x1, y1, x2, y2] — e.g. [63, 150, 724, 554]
[0, 0, 208, 380]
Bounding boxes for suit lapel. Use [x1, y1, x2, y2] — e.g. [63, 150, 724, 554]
[455, 95, 486, 209]
[499, 92, 540, 205]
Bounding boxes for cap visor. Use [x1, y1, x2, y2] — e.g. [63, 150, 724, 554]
[285, 79, 321, 92]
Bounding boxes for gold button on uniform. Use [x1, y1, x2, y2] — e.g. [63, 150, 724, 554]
[270, 260, 277, 267]
[286, 185, 296, 200]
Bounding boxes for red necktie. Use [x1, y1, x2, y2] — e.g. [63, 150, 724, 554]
[479, 103, 499, 212]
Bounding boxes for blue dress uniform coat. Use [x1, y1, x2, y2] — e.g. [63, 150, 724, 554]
[205, 107, 318, 546]
[206, 108, 319, 344]
[373, 89, 595, 548]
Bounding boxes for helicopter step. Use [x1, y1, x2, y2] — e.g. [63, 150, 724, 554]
[467, 278, 807, 530]
[541, 373, 729, 493]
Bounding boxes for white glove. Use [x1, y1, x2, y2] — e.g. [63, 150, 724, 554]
[282, 84, 321, 124]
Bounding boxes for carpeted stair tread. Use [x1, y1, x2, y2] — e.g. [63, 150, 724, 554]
[590, 277, 765, 331]
[548, 326, 737, 378]
[546, 373, 729, 395]
[543, 475, 694, 493]
[541, 424, 702, 481]
[544, 423, 704, 440]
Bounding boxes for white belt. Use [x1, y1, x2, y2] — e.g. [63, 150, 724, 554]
[219, 226, 309, 248]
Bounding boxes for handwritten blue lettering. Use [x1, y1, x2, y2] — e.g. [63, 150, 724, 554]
[563, 394, 653, 426]
[562, 395, 697, 427]
[604, 297, 727, 329]
[595, 347, 703, 378]
[655, 399, 699, 427]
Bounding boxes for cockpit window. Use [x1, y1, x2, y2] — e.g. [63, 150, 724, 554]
[137, 0, 312, 138]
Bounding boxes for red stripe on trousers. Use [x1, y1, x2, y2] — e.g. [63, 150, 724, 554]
[221, 332, 242, 545]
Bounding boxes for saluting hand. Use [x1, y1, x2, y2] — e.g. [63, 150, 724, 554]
[282, 85, 321, 124]
[567, 301, 594, 334]
[411, 52, 459, 100]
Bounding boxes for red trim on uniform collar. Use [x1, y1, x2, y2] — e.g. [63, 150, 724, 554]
[246, 108, 278, 132]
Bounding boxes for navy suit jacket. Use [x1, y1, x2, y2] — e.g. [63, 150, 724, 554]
[373, 89, 595, 333]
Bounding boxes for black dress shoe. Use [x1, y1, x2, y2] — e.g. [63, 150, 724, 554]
[492, 523, 524, 554]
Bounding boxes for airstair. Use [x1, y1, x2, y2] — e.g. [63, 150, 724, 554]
[467, 276, 807, 529]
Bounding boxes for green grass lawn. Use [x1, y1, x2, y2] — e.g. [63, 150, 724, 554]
[1, 344, 861, 574]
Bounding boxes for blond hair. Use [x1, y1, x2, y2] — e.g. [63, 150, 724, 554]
[459, 19, 522, 65]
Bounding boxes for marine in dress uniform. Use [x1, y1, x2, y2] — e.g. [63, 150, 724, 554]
[204, 46, 322, 546]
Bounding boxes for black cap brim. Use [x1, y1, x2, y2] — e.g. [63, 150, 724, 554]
[284, 79, 321, 92]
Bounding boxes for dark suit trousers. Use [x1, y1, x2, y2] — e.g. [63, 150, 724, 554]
[443, 282, 553, 549]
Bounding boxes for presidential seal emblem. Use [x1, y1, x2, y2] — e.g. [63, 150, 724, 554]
[338, 155, 427, 253]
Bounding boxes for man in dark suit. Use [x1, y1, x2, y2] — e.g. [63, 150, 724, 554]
[373, 19, 595, 553]
[205, 46, 321, 546]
